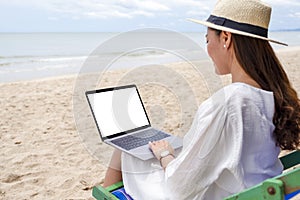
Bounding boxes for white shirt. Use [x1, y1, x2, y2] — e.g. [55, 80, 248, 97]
[122, 83, 283, 200]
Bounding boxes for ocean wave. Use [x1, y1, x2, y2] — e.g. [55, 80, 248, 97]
[37, 56, 88, 62]
[0, 55, 87, 67]
[0, 50, 166, 66]
[0, 63, 10, 67]
[0, 54, 86, 59]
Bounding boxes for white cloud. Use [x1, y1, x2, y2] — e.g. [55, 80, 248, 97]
[264, 0, 300, 6]
[31, 0, 171, 19]
[186, 10, 210, 17]
[2, 0, 298, 30]
[0, 0, 214, 20]
[132, 1, 170, 11]
[131, 10, 155, 17]
[172, 0, 212, 8]
[289, 12, 300, 18]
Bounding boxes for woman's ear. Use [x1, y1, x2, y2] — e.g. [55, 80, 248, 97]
[221, 31, 232, 49]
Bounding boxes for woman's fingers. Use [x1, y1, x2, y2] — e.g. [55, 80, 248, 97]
[149, 140, 175, 160]
[149, 140, 168, 149]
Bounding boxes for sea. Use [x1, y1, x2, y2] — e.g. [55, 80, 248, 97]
[1, 31, 300, 83]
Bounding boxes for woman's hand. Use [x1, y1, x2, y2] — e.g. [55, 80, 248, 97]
[149, 140, 175, 160]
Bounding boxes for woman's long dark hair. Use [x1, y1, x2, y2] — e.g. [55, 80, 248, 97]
[230, 33, 300, 150]
[211, 28, 300, 149]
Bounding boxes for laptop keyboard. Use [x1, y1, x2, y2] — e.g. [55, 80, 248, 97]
[111, 129, 170, 151]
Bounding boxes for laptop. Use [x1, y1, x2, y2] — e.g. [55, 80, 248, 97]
[85, 84, 183, 160]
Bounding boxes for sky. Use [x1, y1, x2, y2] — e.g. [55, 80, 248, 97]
[0, 0, 300, 32]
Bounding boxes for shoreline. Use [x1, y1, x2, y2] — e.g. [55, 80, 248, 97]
[1, 45, 300, 85]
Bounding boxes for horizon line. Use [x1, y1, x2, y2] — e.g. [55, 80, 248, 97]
[0, 28, 300, 34]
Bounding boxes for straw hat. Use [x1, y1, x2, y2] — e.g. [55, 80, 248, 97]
[188, 0, 287, 46]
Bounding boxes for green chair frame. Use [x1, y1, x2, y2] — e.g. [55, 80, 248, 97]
[92, 150, 300, 200]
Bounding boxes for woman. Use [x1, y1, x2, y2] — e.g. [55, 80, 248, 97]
[104, 0, 300, 199]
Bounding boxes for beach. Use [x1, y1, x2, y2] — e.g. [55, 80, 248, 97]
[1, 46, 300, 199]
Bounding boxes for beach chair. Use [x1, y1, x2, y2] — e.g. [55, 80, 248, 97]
[92, 150, 300, 200]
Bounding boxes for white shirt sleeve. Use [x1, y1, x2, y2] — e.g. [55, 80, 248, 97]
[165, 91, 245, 199]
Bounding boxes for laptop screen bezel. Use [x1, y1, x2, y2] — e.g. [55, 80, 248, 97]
[85, 84, 151, 140]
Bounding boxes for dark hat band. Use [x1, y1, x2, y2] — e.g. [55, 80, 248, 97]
[207, 15, 268, 38]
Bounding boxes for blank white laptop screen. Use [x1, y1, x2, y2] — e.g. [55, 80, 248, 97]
[87, 87, 150, 137]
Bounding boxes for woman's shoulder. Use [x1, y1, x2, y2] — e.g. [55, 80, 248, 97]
[220, 83, 275, 116]
[219, 82, 273, 101]
[206, 82, 274, 109]
[198, 82, 274, 115]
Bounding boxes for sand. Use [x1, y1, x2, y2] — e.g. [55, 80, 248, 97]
[1, 47, 300, 199]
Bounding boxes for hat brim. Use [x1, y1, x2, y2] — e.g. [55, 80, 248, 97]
[187, 18, 287, 46]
